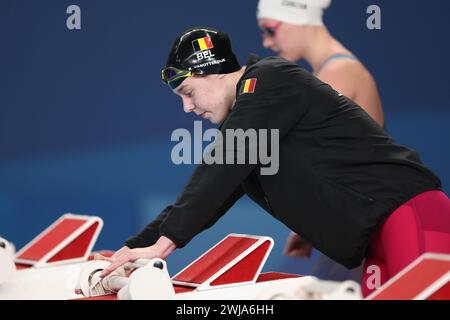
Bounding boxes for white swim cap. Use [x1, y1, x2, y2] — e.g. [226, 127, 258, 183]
[257, 0, 331, 26]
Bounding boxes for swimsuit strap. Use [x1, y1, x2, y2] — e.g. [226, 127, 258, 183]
[315, 53, 358, 75]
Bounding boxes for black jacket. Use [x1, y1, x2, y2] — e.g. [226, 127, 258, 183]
[125, 55, 441, 268]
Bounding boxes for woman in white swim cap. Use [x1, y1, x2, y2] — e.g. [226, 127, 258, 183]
[257, 0, 384, 127]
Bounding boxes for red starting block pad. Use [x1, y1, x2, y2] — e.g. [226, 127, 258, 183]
[15, 214, 103, 268]
[367, 253, 450, 300]
[172, 234, 274, 291]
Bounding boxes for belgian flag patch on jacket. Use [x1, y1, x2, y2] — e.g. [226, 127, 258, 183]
[239, 78, 257, 95]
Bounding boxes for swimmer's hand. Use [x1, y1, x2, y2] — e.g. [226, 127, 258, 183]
[283, 232, 313, 258]
[98, 236, 176, 278]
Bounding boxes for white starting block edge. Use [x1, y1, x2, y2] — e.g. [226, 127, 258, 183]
[14, 214, 103, 268]
[171, 234, 274, 291]
[366, 253, 450, 300]
[175, 276, 314, 300]
[0, 249, 16, 286]
[118, 259, 175, 300]
[0, 237, 16, 257]
[174, 276, 362, 300]
[415, 271, 450, 300]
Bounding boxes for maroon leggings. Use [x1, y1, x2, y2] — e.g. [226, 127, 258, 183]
[362, 190, 450, 297]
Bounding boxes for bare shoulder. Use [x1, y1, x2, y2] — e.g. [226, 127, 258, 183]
[317, 59, 377, 97]
[318, 59, 368, 84]
[317, 58, 384, 126]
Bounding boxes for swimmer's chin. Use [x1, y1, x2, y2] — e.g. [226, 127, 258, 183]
[274, 51, 298, 63]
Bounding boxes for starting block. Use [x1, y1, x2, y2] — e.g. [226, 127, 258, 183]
[15, 214, 103, 268]
[76, 258, 176, 300]
[0, 237, 16, 286]
[75, 233, 363, 300]
[172, 234, 273, 291]
[75, 234, 290, 300]
[367, 253, 450, 300]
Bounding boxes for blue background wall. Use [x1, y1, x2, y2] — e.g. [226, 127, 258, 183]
[1, 0, 449, 276]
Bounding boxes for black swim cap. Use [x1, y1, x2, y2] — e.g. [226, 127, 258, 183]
[162, 27, 241, 89]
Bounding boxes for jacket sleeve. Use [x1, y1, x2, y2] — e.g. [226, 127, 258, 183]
[125, 205, 172, 249]
[124, 185, 245, 249]
[133, 63, 308, 248]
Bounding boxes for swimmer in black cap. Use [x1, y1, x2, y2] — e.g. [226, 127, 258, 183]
[161, 27, 243, 123]
[99, 27, 450, 298]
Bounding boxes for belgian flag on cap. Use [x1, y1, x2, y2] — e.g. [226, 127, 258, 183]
[239, 78, 257, 95]
[192, 36, 214, 52]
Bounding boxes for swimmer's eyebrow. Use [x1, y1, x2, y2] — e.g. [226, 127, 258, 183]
[175, 85, 187, 95]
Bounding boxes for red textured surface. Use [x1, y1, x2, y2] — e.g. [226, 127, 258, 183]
[210, 240, 270, 286]
[256, 272, 301, 282]
[17, 218, 87, 261]
[75, 272, 301, 300]
[48, 222, 99, 262]
[174, 285, 195, 294]
[173, 236, 258, 284]
[427, 281, 450, 300]
[370, 258, 450, 300]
